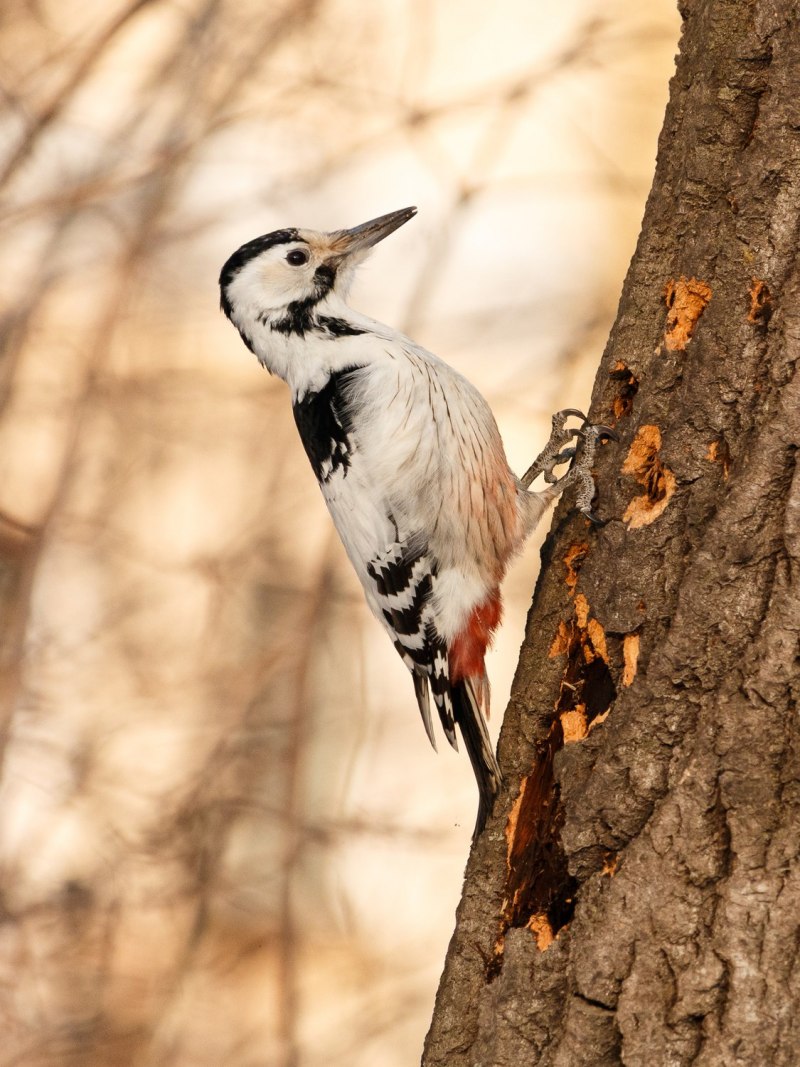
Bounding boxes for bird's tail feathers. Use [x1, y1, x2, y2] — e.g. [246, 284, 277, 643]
[413, 670, 437, 750]
[452, 677, 503, 839]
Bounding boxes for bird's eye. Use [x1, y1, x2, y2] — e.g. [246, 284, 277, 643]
[286, 249, 309, 266]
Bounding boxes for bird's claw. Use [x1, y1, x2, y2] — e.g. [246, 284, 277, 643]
[522, 409, 617, 525]
[579, 423, 618, 444]
[520, 408, 587, 489]
[570, 421, 617, 525]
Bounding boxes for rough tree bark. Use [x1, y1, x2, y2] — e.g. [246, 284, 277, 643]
[424, 3, 800, 1065]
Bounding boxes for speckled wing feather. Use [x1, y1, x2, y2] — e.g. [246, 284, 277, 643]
[366, 539, 457, 748]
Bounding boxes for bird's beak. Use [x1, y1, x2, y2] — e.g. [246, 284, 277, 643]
[328, 206, 417, 257]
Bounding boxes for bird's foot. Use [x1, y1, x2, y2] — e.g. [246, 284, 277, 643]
[520, 408, 586, 489]
[522, 409, 617, 526]
[560, 420, 618, 526]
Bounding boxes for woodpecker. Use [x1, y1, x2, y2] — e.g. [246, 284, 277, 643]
[219, 206, 614, 837]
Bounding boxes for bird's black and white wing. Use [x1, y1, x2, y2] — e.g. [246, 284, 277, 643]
[365, 537, 456, 748]
[290, 362, 455, 740]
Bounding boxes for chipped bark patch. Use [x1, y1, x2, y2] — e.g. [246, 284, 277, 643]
[574, 592, 590, 628]
[561, 708, 588, 743]
[663, 276, 712, 350]
[587, 619, 609, 665]
[601, 853, 618, 877]
[609, 360, 640, 419]
[490, 541, 621, 981]
[624, 474, 676, 527]
[564, 542, 589, 593]
[622, 632, 640, 687]
[549, 620, 570, 658]
[587, 707, 610, 732]
[706, 438, 731, 480]
[528, 913, 555, 951]
[503, 723, 576, 933]
[747, 277, 772, 326]
[574, 594, 608, 665]
[552, 594, 616, 728]
[489, 722, 578, 982]
[504, 772, 528, 858]
[622, 425, 677, 528]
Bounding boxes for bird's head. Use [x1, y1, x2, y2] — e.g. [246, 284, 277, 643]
[219, 206, 417, 327]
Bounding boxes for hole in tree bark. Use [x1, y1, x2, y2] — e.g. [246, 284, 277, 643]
[609, 361, 639, 419]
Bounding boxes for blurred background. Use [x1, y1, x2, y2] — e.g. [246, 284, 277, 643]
[0, 2, 678, 1064]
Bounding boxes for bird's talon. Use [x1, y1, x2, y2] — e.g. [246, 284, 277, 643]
[575, 423, 617, 442]
[525, 412, 619, 524]
[520, 415, 587, 489]
[554, 407, 587, 423]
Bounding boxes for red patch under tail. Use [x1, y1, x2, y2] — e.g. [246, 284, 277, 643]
[449, 591, 503, 686]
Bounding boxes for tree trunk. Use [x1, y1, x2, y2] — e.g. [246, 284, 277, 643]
[423, 3, 800, 1065]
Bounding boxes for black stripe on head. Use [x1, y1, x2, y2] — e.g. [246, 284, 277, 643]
[219, 228, 302, 318]
[270, 265, 342, 337]
[314, 263, 335, 291]
[271, 295, 321, 337]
